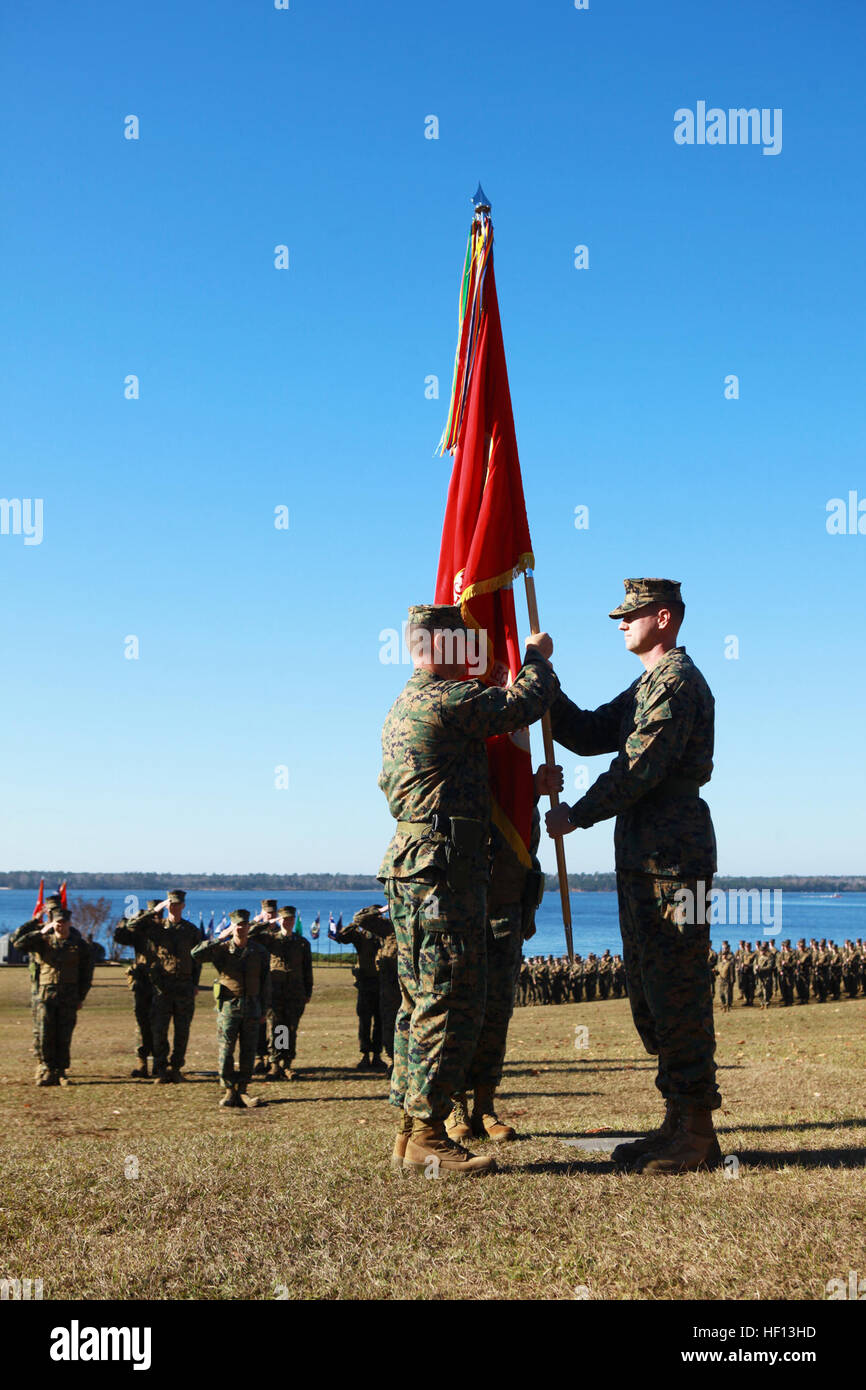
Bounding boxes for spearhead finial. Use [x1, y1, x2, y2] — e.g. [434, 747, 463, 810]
[473, 183, 491, 213]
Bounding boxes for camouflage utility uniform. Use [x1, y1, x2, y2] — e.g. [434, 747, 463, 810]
[113, 904, 158, 1072]
[266, 931, 313, 1073]
[378, 647, 558, 1123]
[551, 644, 720, 1114]
[135, 910, 203, 1078]
[191, 934, 272, 1095]
[11, 920, 94, 1081]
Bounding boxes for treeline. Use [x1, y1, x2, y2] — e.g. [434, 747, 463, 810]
[2, 870, 865, 894]
[0, 871, 382, 892]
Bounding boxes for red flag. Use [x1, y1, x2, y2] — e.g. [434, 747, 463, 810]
[435, 209, 535, 865]
[33, 878, 45, 917]
[59, 881, 68, 908]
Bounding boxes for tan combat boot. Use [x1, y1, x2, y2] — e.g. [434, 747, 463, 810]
[219, 1086, 241, 1108]
[403, 1121, 496, 1177]
[237, 1086, 263, 1109]
[635, 1108, 723, 1174]
[445, 1093, 472, 1142]
[57, 1072, 72, 1087]
[611, 1101, 679, 1168]
[471, 1086, 516, 1142]
[391, 1112, 413, 1171]
[152, 1067, 171, 1085]
[130, 1061, 149, 1079]
[267, 1061, 283, 1080]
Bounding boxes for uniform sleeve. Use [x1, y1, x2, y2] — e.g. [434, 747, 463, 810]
[303, 941, 313, 999]
[10, 921, 42, 951]
[550, 685, 634, 756]
[567, 676, 696, 827]
[191, 938, 217, 962]
[335, 925, 362, 948]
[441, 652, 560, 740]
[113, 917, 144, 948]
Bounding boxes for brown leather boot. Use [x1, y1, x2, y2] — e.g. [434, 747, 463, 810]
[403, 1121, 496, 1177]
[445, 1094, 472, 1142]
[612, 1101, 678, 1168]
[635, 1107, 723, 1174]
[391, 1113, 413, 1171]
[471, 1086, 516, 1142]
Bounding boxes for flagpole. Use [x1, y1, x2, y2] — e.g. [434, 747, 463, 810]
[524, 569, 574, 960]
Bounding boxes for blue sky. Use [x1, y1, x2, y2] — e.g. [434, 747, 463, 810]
[2, 1, 864, 876]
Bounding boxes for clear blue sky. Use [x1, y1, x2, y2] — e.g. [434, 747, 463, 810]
[2, 1, 864, 877]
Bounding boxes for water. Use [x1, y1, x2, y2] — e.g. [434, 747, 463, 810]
[2, 887, 864, 959]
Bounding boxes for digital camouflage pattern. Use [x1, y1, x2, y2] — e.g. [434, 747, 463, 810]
[191, 935, 271, 1087]
[617, 872, 720, 1111]
[335, 915, 383, 1057]
[137, 911, 203, 1073]
[10, 920, 94, 1076]
[266, 932, 313, 1068]
[378, 650, 558, 1120]
[113, 908, 158, 1061]
[551, 646, 716, 877]
[386, 874, 487, 1121]
[378, 651, 559, 879]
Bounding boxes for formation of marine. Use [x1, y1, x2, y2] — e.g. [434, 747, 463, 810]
[516, 950, 626, 1005]
[10, 892, 397, 1107]
[712, 937, 866, 1010]
[518, 938, 866, 1010]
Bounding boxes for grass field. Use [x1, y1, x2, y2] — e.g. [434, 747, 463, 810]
[1, 964, 864, 1301]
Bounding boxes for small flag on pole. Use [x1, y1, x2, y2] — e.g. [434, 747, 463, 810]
[310, 912, 320, 940]
[33, 878, 45, 918]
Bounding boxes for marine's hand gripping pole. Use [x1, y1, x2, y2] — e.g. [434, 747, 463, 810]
[524, 569, 574, 960]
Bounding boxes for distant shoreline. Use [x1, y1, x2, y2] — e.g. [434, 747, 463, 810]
[0, 873, 863, 894]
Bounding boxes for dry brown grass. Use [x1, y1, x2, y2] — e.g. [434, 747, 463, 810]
[1, 964, 863, 1300]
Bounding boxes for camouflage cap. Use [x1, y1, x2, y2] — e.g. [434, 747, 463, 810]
[609, 578, 683, 619]
[167, 889, 186, 904]
[230, 909, 250, 925]
[146, 899, 161, 911]
[44, 894, 63, 910]
[278, 905, 297, 917]
[261, 898, 278, 910]
[53, 908, 72, 922]
[407, 603, 466, 631]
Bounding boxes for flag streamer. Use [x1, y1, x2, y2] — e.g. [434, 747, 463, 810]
[437, 213, 494, 457]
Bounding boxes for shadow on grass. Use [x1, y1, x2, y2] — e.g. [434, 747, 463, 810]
[718, 1117, 866, 1135]
[737, 1147, 866, 1170]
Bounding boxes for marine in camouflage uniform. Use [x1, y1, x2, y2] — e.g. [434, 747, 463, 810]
[334, 907, 386, 1069]
[582, 953, 598, 1001]
[378, 603, 558, 1176]
[611, 954, 626, 999]
[794, 940, 812, 1004]
[24, 893, 64, 1073]
[249, 899, 279, 1074]
[265, 905, 313, 1078]
[372, 912, 400, 1070]
[191, 910, 273, 1108]
[133, 890, 203, 1082]
[777, 940, 796, 1006]
[113, 898, 161, 1077]
[755, 942, 775, 1008]
[547, 578, 721, 1174]
[11, 909, 94, 1085]
[716, 942, 735, 1011]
